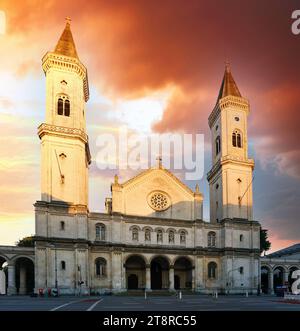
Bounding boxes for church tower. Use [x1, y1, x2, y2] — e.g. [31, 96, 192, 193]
[207, 64, 254, 223]
[38, 18, 91, 206]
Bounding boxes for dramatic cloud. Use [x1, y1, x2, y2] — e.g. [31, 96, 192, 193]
[0, 0, 299, 250]
[251, 85, 300, 179]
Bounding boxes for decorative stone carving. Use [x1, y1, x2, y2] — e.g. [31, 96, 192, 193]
[148, 191, 170, 211]
[38, 123, 88, 142]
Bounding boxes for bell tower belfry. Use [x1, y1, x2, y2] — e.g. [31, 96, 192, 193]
[38, 18, 91, 206]
[207, 64, 254, 223]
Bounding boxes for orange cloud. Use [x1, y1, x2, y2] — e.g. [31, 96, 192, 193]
[1, 0, 300, 250]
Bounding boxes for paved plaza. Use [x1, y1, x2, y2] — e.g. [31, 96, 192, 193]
[0, 294, 299, 311]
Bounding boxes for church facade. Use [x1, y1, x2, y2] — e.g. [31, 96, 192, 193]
[33, 20, 260, 295]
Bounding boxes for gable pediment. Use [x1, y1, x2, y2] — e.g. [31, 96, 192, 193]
[111, 167, 203, 220]
[121, 167, 196, 197]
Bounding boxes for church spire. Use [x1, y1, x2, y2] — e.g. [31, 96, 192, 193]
[216, 63, 241, 103]
[54, 17, 79, 59]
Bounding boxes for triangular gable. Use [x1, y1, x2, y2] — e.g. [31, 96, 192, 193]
[119, 166, 196, 197]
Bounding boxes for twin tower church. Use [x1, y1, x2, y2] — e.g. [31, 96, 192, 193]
[34, 19, 260, 294]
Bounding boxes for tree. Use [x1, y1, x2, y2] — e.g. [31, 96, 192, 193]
[260, 228, 271, 255]
[16, 236, 35, 247]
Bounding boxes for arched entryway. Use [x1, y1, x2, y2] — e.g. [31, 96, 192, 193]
[15, 257, 34, 295]
[151, 256, 169, 290]
[174, 275, 180, 290]
[273, 266, 285, 292]
[261, 266, 270, 294]
[125, 255, 146, 290]
[0, 256, 8, 295]
[174, 257, 192, 290]
[128, 274, 138, 289]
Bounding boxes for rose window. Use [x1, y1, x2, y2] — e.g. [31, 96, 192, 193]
[148, 192, 170, 211]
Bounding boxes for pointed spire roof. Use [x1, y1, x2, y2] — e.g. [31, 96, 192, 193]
[216, 63, 241, 103]
[54, 17, 79, 59]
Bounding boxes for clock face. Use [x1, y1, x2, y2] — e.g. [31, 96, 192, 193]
[147, 191, 170, 211]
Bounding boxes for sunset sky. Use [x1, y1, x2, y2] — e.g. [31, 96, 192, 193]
[0, 0, 299, 252]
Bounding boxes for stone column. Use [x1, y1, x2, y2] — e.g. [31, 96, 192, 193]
[121, 262, 126, 290]
[258, 260, 261, 293]
[268, 269, 274, 294]
[111, 252, 122, 292]
[7, 263, 16, 295]
[169, 266, 174, 291]
[146, 265, 151, 290]
[19, 266, 27, 295]
[0, 270, 6, 295]
[284, 270, 289, 284]
[192, 267, 195, 290]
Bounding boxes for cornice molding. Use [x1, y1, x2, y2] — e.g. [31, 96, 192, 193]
[34, 237, 261, 257]
[38, 123, 88, 143]
[42, 52, 89, 102]
[208, 95, 249, 128]
[207, 156, 255, 181]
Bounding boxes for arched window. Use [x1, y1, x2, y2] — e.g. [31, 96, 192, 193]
[240, 234, 244, 242]
[95, 223, 106, 241]
[95, 258, 107, 277]
[60, 221, 65, 231]
[237, 133, 242, 148]
[208, 262, 217, 279]
[168, 230, 175, 244]
[61, 261, 66, 270]
[57, 98, 64, 115]
[215, 136, 221, 155]
[232, 132, 237, 147]
[180, 231, 186, 244]
[232, 130, 242, 148]
[64, 99, 70, 116]
[157, 230, 163, 243]
[132, 228, 139, 241]
[57, 96, 70, 117]
[208, 231, 216, 247]
[145, 229, 151, 242]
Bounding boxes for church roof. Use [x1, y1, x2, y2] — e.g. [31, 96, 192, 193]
[54, 18, 79, 59]
[116, 166, 201, 197]
[216, 63, 242, 103]
[266, 243, 300, 258]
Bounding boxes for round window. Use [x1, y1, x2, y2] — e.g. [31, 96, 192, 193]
[234, 116, 240, 121]
[148, 191, 170, 211]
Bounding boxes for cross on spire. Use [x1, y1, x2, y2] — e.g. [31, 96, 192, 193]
[225, 61, 231, 72]
[216, 62, 241, 103]
[54, 17, 78, 59]
[156, 155, 162, 169]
